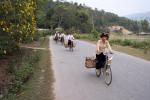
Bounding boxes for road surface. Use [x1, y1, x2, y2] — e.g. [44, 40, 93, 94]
[50, 37, 150, 100]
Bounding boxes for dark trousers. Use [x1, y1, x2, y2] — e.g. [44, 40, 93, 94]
[60, 37, 64, 42]
[54, 36, 58, 41]
[96, 53, 106, 69]
[68, 40, 72, 45]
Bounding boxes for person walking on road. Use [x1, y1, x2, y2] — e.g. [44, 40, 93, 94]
[54, 32, 59, 42]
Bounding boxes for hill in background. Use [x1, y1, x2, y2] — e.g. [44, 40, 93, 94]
[126, 11, 150, 23]
[37, 0, 150, 33]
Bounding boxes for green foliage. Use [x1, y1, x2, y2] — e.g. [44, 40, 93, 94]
[91, 29, 99, 39]
[141, 20, 149, 32]
[37, 0, 149, 34]
[76, 11, 89, 23]
[110, 39, 150, 52]
[74, 33, 81, 39]
[35, 30, 52, 40]
[43, 1, 92, 33]
[74, 33, 89, 39]
[74, 33, 150, 53]
[2, 93, 16, 100]
[74, 33, 98, 41]
[0, 36, 19, 58]
[0, 0, 37, 57]
[3, 50, 41, 99]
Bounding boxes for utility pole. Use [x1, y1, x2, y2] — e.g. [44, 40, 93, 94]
[138, 21, 142, 39]
[91, 14, 95, 30]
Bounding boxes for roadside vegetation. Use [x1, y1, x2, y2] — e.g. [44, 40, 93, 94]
[0, 0, 37, 58]
[0, 0, 54, 99]
[2, 47, 41, 100]
[110, 39, 150, 53]
[0, 25, 55, 99]
[0, 0, 38, 99]
[74, 33, 150, 61]
[1, 33, 54, 100]
[16, 37, 55, 100]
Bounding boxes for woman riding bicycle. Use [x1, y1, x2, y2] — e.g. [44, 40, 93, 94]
[96, 33, 113, 75]
[54, 32, 59, 41]
[67, 33, 75, 46]
[60, 33, 65, 44]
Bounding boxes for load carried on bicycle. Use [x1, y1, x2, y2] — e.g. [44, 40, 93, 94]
[85, 32, 114, 85]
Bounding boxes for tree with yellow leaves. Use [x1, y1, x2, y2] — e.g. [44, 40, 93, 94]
[0, 0, 37, 57]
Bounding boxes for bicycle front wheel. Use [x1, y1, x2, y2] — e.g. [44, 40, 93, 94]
[104, 66, 112, 86]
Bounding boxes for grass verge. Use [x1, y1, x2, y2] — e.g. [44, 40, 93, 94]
[2, 37, 54, 100]
[75, 34, 150, 61]
[112, 45, 150, 61]
[16, 37, 55, 100]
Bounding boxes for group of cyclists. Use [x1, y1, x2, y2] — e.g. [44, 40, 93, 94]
[53, 31, 75, 51]
[53, 31, 114, 85]
[53, 31, 113, 69]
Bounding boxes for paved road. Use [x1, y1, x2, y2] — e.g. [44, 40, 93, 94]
[50, 37, 150, 100]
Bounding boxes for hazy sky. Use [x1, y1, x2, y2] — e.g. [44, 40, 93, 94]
[64, 0, 150, 16]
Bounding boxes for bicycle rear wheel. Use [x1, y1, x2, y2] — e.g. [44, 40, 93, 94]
[104, 66, 112, 86]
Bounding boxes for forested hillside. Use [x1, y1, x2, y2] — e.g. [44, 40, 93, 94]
[37, 0, 150, 33]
